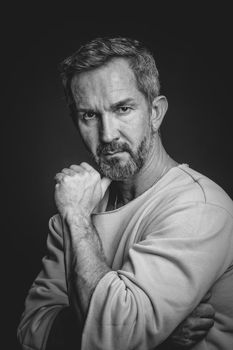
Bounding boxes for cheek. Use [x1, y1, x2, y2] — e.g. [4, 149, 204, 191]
[123, 113, 150, 143]
[79, 123, 99, 153]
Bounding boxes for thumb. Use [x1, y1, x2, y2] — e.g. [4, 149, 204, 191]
[101, 177, 112, 196]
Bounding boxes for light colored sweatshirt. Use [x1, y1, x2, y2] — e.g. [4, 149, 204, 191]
[18, 164, 233, 349]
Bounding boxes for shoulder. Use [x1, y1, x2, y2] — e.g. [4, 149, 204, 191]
[176, 165, 233, 216]
[141, 165, 233, 239]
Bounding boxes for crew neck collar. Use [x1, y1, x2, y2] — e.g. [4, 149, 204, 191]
[93, 163, 188, 215]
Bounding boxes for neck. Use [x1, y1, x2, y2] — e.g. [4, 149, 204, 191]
[112, 135, 178, 207]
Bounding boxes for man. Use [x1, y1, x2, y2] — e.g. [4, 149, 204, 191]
[18, 37, 233, 349]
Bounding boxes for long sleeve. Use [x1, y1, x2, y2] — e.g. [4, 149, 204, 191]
[17, 215, 70, 350]
[81, 202, 233, 350]
[17, 164, 233, 350]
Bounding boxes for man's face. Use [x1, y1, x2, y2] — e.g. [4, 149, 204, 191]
[71, 58, 155, 180]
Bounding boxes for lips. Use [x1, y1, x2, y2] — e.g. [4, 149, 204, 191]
[104, 151, 121, 155]
[97, 141, 131, 158]
[103, 151, 124, 158]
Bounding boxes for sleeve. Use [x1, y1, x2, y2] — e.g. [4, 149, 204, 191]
[81, 202, 233, 350]
[17, 215, 70, 350]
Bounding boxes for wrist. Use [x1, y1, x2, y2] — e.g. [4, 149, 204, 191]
[64, 210, 92, 228]
[64, 212, 94, 242]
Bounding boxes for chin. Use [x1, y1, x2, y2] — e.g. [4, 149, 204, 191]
[98, 159, 139, 181]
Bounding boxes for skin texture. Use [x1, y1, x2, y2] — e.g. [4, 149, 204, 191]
[70, 58, 175, 204]
[55, 58, 174, 312]
[71, 58, 155, 182]
[54, 58, 214, 347]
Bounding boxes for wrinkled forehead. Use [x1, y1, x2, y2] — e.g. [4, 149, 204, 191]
[70, 58, 140, 105]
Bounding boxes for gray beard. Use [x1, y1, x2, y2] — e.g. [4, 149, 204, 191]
[94, 136, 152, 180]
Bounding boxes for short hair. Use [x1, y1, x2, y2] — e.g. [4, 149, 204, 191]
[59, 37, 160, 117]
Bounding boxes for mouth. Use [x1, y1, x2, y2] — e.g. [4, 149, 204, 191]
[103, 151, 125, 158]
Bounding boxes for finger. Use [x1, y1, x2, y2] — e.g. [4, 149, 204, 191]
[69, 164, 85, 173]
[192, 303, 215, 318]
[101, 177, 112, 196]
[171, 335, 196, 348]
[189, 330, 209, 341]
[188, 317, 214, 331]
[80, 162, 95, 172]
[201, 291, 212, 302]
[54, 173, 64, 183]
[61, 168, 77, 176]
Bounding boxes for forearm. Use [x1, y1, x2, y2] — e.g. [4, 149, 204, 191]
[66, 215, 111, 316]
[54, 163, 112, 317]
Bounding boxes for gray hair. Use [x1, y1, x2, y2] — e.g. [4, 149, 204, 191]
[59, 37, 160, 117]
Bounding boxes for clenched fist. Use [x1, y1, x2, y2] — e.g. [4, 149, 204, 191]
[54, 162, 111, 221]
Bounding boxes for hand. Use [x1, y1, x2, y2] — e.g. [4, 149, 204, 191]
[166, 292, 215, 348]
[54, 162, 111, 220]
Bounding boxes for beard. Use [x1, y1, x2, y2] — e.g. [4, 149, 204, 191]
[92, 135, 153, 180]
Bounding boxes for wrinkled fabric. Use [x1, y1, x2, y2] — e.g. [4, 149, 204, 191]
[18, 164, 233, 349]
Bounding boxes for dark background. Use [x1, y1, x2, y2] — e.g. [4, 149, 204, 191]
[3, 5, 232, 349]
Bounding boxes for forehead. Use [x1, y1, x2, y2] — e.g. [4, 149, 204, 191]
[71, 58, 142, 105]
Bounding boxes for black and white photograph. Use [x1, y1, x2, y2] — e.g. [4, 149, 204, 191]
[4, 6, 233, 349]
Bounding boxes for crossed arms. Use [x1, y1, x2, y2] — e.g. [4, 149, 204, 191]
[19, 163, 229, 349]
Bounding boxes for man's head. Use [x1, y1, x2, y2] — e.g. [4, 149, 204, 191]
[60, 37, 160, 113]
[59, 37, 167, 180]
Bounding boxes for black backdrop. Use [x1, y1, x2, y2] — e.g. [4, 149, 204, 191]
[3, 7, 232, 349]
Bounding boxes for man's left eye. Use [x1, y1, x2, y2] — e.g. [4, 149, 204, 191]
[118, 106, 131, 114]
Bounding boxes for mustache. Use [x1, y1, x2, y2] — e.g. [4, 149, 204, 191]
[97, 141, 132, 156]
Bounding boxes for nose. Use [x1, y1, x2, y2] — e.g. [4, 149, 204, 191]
[100, 114, 120, 143]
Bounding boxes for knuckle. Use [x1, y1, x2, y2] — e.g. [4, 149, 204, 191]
[76, 170, 84, 177]
[89, 169, 100, 181]
[185, 317, 193, 328]
[80, 161, 88, 167]
[186, 318, 196, 329]
[203, 304, 215, 317]
[70, 164, 78, 170]
[93, 171, 101, 180]
[81, 161, 92, 168]
[54, 173, 63, 182]
[208, 304, 215, 316]
[207, 319, 215, 327]
[193, 302, 215, 318]
[193, 304, 205, 317]
[63, 175, 69, 182]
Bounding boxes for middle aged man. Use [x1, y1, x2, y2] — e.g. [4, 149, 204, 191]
[18, 37, 233, 349]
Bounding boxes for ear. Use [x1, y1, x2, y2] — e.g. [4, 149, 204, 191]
[150, 95, 168, 132]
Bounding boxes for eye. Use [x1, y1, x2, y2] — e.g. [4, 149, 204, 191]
[81, 111, 98, 121]
[117, 106, 132, 114]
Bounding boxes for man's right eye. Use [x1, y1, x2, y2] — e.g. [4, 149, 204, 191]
[81, 111, 97, 120]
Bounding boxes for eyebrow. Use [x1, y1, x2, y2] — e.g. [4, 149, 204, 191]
[110, 98, 137, 110]
[77, 98, 137, 113]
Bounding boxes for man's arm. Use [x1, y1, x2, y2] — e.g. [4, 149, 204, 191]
[53, 162, 224, 349]
[19, 212, 213, 350]
[18, 162, 217, 349]
[63, 215, 111, 317]
[54, 162, 111, 317]
[45, 295, 215, 350]
[17, 215, 72, 350]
